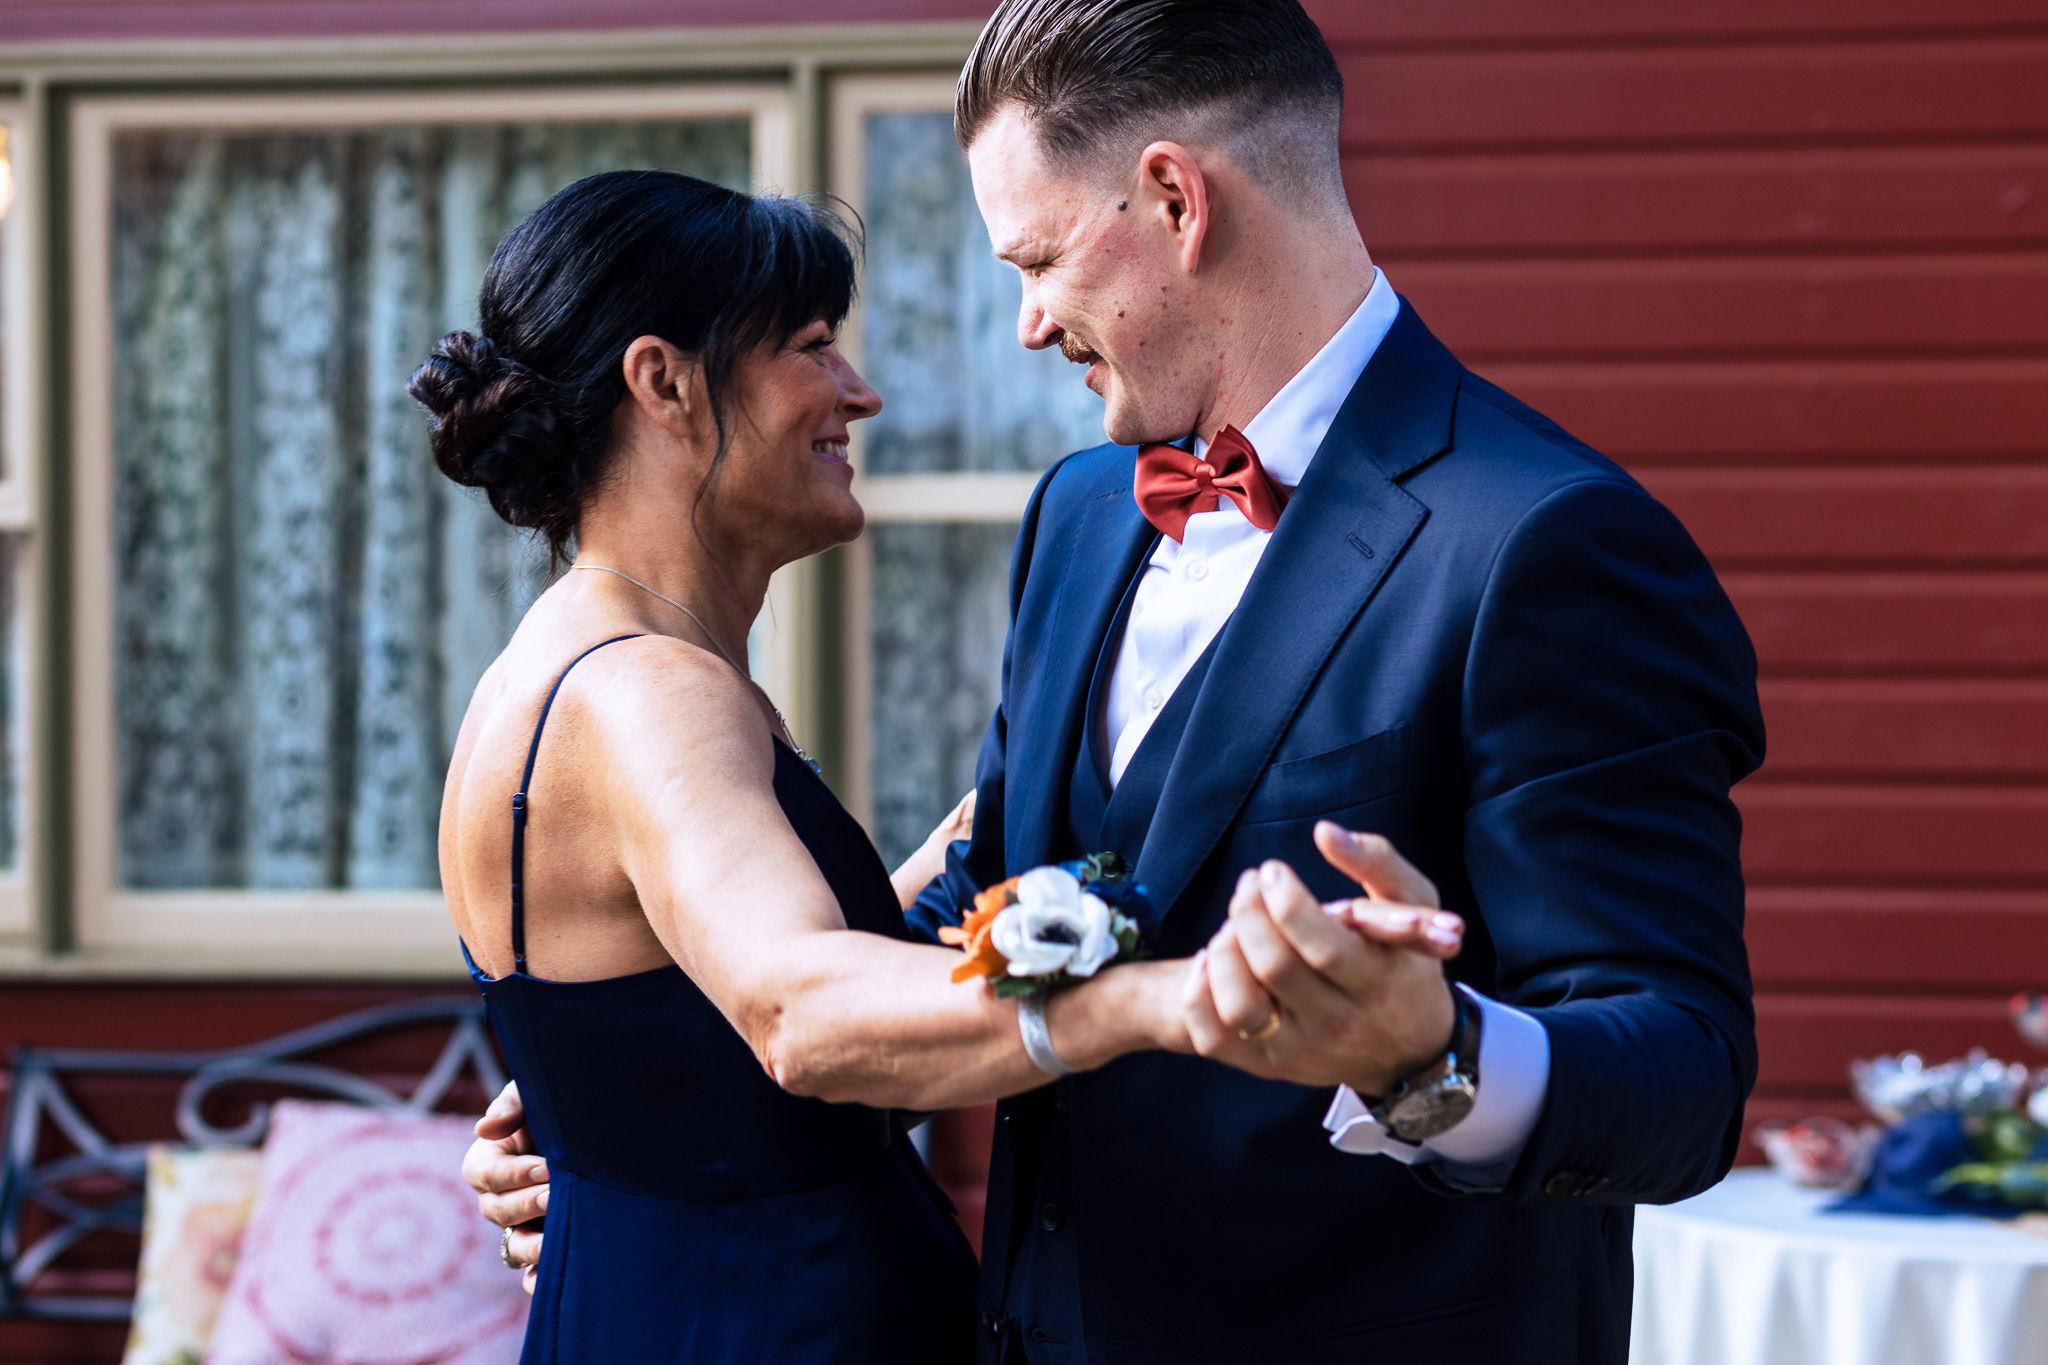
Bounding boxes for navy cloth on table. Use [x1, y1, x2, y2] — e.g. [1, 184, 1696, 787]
[1830, 1111, 2024, 1219]
[470, 636, 977, 1364]
[910, 300, 1767, 1364]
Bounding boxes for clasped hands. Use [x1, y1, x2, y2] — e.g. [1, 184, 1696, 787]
[1176, 820, 1463, 1100]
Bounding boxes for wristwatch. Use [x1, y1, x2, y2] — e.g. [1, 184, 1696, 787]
[1364, 983, 1481, 1145]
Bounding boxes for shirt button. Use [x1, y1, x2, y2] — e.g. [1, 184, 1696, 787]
[1143, 687, 1164, 711]
[1186, 558, 1209, 581]
[1040, 1201, 1065, 1232]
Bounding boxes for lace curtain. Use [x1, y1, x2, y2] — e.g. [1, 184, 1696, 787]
[112, 120, 750, 891]
[858, 111, 1107, 864]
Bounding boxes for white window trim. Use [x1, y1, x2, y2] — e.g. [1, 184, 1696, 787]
[829, 73, 1039, 827]
[67, 83, 795, 967]
[0, 99, 34, 937]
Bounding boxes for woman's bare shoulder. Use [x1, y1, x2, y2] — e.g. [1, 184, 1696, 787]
[553, 634, 777, 784]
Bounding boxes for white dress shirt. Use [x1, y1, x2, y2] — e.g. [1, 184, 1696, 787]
[1098, 269, 1550, 1179]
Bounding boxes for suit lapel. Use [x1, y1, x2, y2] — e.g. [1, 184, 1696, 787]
[1004, 482, 1159, 873]
[1133, 300, 1462, 919]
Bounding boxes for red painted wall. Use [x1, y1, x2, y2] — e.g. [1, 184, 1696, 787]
[1333, 0, 2048, 1147]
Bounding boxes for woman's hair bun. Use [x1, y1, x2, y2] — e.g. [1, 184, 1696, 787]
[407, 331, 570, 534]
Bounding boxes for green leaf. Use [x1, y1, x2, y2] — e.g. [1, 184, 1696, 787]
[1933, 1162, 2004, 1192]
[993, 977, 1050, 1000]
[1979, 1112, 2045, 1163]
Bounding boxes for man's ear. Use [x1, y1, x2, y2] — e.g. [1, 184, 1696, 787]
[620, 334, 699, 436]
[1136, 141, 1212, 275]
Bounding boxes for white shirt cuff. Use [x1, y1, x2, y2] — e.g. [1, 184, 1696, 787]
[1322, 986, 1550, 1172]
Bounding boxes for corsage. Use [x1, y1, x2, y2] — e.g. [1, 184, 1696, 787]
[940, 853, 1152, 1077]
[940, 852, 1150, 998]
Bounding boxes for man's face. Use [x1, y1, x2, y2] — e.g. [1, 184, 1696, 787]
[967, 106, 1206, 446]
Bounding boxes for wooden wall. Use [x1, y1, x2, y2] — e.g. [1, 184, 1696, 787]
[1332, 0, 2048, 1146]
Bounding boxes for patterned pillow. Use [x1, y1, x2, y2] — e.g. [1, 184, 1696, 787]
[205, 1101, 528, 1365]
[123, 1145, 264, 1365]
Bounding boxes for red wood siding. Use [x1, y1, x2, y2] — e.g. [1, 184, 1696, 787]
[1341, 0, 2048, 1155]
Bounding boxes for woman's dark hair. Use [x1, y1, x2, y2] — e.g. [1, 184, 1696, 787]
[408, 171, 858, 569]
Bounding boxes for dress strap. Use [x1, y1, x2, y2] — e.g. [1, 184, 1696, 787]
[510, 634, 644, 974]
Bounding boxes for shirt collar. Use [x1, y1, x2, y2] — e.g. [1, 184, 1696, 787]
[1194, 267, 1399, 489]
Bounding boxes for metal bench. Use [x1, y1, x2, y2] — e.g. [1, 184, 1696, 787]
[0, 997, 505, 1322]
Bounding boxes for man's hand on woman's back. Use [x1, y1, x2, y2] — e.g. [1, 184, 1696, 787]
[465, 1083, 547, 1294]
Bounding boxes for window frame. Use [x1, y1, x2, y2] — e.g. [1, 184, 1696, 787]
[828, 73, 1040, 828]
[0, 97, 34, 938]
[65, 83, 795, 969]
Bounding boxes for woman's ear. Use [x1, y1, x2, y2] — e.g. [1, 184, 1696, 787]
[619, 335, 699, 437]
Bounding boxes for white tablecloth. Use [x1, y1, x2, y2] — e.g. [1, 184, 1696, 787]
[1631, 1169, 2048, 1365]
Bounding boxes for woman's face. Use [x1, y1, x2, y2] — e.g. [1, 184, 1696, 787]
[715, 318, 880, 562]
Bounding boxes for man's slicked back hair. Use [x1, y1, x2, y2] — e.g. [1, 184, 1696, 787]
[956, 0, 1346, 205]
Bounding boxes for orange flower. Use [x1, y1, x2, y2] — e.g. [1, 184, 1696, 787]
[940, 877, 1020, 983]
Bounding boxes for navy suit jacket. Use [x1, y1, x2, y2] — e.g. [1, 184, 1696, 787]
[909, 302, 1765, 1364]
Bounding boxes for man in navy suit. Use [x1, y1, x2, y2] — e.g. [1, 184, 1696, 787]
[471, 1, 1764, 1358]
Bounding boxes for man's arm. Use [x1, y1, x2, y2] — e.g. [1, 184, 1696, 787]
[1184, 476, 1762, 1204]
[1457, 476, 1763, 1203]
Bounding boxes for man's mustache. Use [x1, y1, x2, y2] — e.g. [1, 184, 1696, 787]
[1056, 331, 1099, 366]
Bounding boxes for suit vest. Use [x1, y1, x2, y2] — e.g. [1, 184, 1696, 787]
[988, 558, 1223, 1361]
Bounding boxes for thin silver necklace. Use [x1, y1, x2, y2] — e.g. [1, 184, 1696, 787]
[571, 562, 821, 776]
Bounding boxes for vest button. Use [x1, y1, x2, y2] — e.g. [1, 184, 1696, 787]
[1040, 1201, 1065, 1232]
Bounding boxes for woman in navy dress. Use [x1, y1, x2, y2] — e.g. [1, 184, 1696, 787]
[410, 172, 1194, 1363]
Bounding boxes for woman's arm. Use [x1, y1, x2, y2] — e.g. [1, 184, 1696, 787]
[593, 644, 1186, 1112]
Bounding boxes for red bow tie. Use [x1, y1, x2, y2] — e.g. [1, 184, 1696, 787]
[1134, 425, 1287, 542]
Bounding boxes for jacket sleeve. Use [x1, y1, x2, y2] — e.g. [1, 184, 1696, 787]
[903, 459, 1069, 944]
[1459, 476, 1765, 1205]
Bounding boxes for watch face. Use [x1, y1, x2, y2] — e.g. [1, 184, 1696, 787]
[1387, 1078, 1478, 1144]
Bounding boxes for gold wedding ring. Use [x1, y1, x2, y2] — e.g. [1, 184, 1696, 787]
[1238, 1007, 1282, 1043]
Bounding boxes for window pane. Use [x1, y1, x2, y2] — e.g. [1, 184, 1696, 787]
[869, 522, 1016, 868]
[859, 111, 1105, 475]
[111, 119, 750, 890]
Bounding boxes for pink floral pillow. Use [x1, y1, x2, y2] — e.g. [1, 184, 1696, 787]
[124, 1145, 264, 1365]
[205, 1101, 527, 1365]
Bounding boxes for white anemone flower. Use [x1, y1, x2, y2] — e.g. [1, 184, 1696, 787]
[990, 867, 1120, 979]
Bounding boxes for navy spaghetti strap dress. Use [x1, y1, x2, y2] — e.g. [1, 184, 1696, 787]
[467, 637, 978, 1363]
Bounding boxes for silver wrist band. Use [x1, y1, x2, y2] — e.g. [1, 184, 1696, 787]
[1018, 992, 1078, 1077]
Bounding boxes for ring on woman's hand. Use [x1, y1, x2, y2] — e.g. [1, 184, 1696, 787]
[1238, 1006, 1282, 1043]
[500, 1224, 520, 1269]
